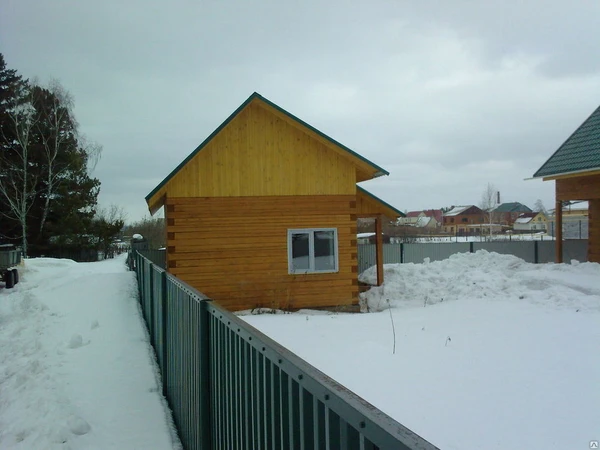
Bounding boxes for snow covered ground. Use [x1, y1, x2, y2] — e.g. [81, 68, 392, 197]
[0, 254, 180, 450]
[243, 251, 600, 450]
[2, 251, 598, 450]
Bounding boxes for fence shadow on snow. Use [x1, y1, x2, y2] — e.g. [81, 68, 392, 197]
[131, 250, 440, 450]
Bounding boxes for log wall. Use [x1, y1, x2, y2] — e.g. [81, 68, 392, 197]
[165, 195, 358, 311]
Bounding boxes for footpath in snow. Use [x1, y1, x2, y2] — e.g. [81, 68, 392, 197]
[243, 251, 600, 450]
[0, 254, 180, 450]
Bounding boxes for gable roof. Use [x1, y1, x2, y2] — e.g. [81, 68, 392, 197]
[514, 212, 544, 224]
[356, 186, 405, 219]
[493, 202, 532, 213]
[405, 211, 423, 218]
[533, 105, 600, 179]
[422, 209, 443, 223]
[445, 205, 476, 216]
[146, 92, 389, 211]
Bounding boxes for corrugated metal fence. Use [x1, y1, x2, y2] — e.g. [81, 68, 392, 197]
[358, 240, 589, 273]
[132, 250, 439, 450]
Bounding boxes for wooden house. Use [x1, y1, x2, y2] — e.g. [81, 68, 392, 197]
[145, 93, 402, 311]
[533, 105, 600, 262]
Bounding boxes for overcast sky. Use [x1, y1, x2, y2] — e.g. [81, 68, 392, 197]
[2, 0, 600, 222]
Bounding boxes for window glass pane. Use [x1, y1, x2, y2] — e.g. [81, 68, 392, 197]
[313, 230, 336, 271]
[291, 233, 310, 271]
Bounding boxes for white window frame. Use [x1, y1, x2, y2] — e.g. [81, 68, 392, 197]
[287, 228, 339, 274]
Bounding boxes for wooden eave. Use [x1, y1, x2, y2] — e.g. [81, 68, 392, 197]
[541, 168, 600, 181]
[146, 93, 389, 215]
[356, 186, 404, 219]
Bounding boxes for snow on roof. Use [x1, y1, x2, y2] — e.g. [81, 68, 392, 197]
[548, 201, 589, 214]
[515, 217, 533, 224]
[416, 216, 432, 227]
[445, 205, 473, 216]
[565, 201, 589, 211]
[357, 232, 376, 239]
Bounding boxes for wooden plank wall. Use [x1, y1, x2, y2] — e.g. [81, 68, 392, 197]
[556, 174, 600, 200]
[149, 102, 357, 207]
[165, 195, 358, 311]
[589, 199, 600, 263]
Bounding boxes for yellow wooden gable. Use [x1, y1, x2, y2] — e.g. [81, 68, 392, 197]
[146, 93, 389, 214]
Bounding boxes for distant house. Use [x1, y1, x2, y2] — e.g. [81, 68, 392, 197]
[145, 92, 403, 311]
[513, 212, 548, 232]
[492, 202, 532, 226]
[398, 209, 442, 229]
[398, 211, 422, 226]
[532, 104, 600, 262]
[442, 205, 484, 234]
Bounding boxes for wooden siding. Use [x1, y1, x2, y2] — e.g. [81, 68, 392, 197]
[148, 102, 358, 212]
[356, 188, 400, 219]
[165, 195, 358, 311]
[556, 174, 600, 201]
[589, 199, 600, 263]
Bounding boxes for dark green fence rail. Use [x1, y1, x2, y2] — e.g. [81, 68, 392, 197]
[132, 250, 439, 450]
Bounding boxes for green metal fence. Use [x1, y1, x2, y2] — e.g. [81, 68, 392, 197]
[132, 250, 440, 450]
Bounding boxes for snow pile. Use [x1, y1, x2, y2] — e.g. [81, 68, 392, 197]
[359, 250, 600, 313]
[0, 255, 180, 450]
[244, 251, 600, 450]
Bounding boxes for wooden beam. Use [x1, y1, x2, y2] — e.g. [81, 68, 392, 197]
[555, 199, 563, 263]
[556, 174, 600, 200]
[375, 215, 384, 286]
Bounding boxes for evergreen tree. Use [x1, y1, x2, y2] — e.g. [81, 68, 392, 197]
[0, 54, 103, 256]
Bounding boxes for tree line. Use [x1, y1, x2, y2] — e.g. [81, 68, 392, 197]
[0, 54, 123, 257]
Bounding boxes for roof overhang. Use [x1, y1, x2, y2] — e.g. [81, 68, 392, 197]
[356, 186, 404, 219]
[532, 168, 600, 181]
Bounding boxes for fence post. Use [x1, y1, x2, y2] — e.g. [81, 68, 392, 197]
[400, 243, 404, 264]
[148, 263, 154, 339]
[534, 240, 539, 264]
[198, 300, 212, 449]
[469, 242, 474, 253]
[161, 271, 168, 398]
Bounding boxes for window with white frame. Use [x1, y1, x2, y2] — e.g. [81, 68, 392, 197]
[287, 228, 338, 274]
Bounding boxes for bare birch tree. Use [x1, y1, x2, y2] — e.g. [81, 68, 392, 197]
[479, 182, 499, 239]
[35, 80, 77, 239]
[0, 85, 38, 255]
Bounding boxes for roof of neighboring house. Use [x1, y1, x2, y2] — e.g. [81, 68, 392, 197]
[146, 92, 389, 210]
[357, 232, 376, 239]
[422, 209, 443, 223]
[514, 212, 540, 224]
[493, 202, 532, 213]
[405, 209, 442, 221]
[445, 205, 474, 216]
[533, 104, 600, 178]
[415, 216, 432, 227]
[562, 201, 589, 211]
